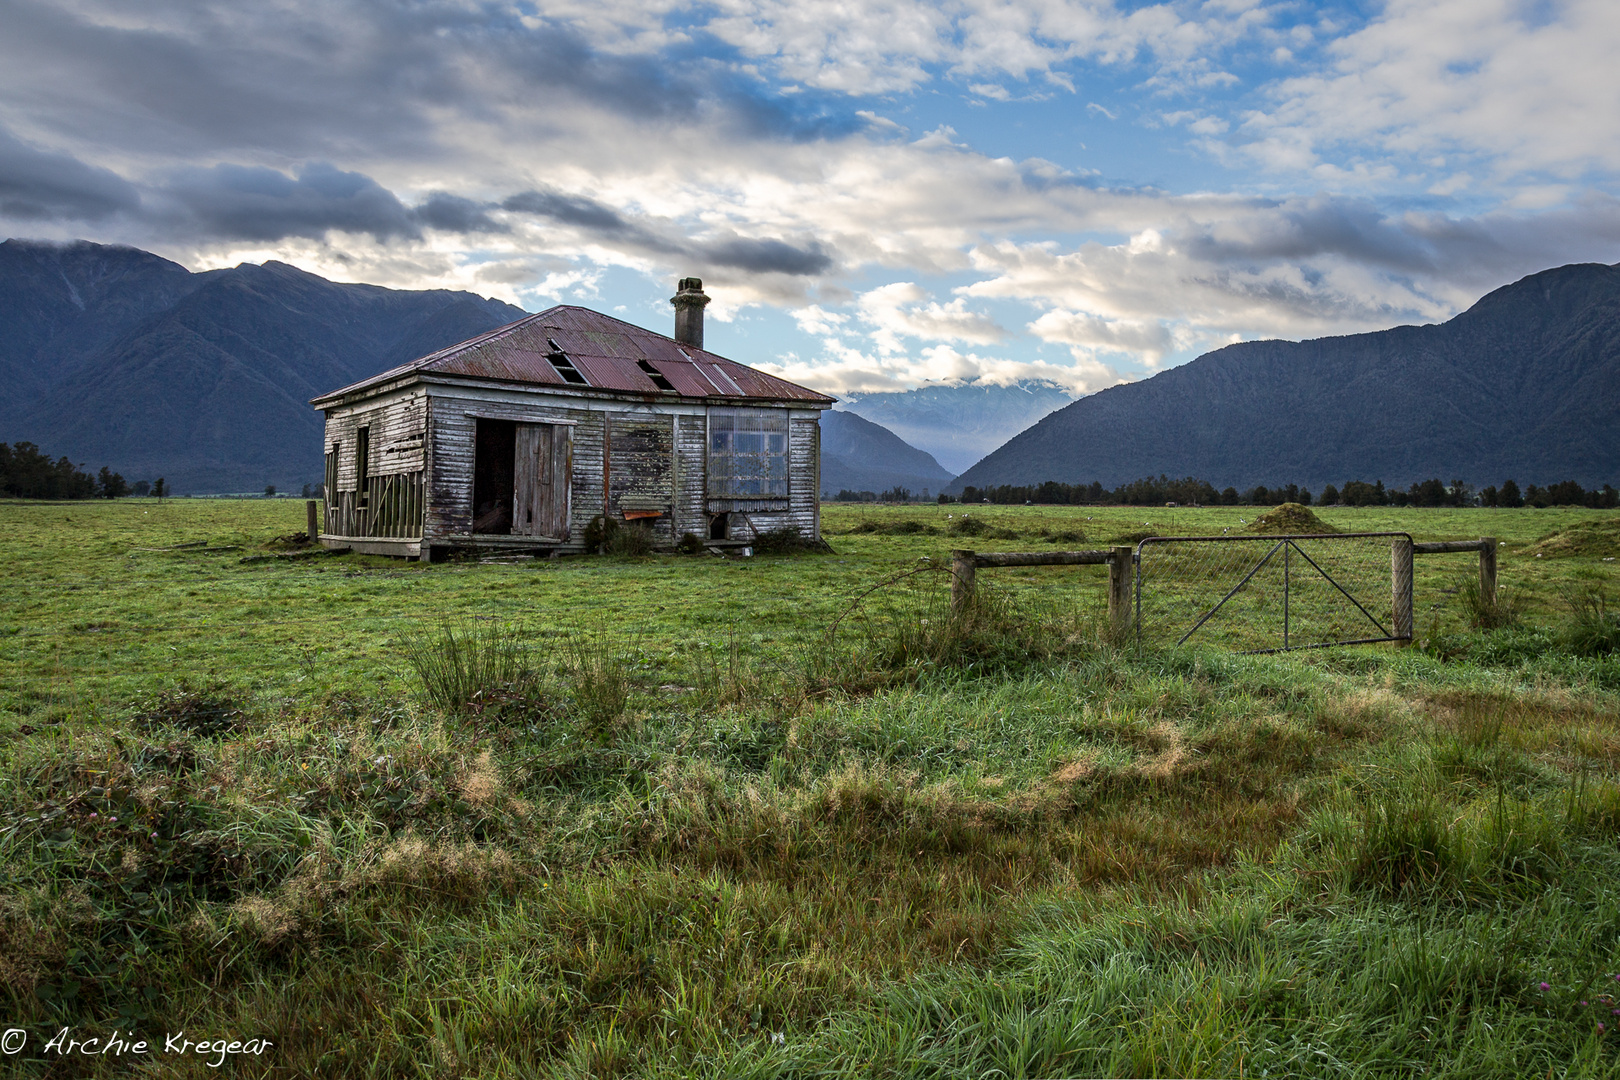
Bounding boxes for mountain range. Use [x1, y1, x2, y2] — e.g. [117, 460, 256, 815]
[1, 239, 524, 492]
[836, 381, 1075, 474]
[953, 262, 1620, 494]
[818, 410, 954, 497]
[8, 240, 1618, 498]
[2, 238, 956, 495]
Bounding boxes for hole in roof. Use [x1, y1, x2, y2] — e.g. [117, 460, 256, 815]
[637, 359, 676, 392]
[545, 340, 589, 385]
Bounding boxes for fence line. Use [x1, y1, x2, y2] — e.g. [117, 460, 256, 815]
[947, 535, 1500, 652]
[950, 546, 1134, 634]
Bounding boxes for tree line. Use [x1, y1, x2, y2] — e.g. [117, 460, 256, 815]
[950, 475, 1620, 508]
[0, 442, 162, 500]
[831, 486, 935, 503]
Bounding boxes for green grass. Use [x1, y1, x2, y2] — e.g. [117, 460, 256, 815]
[2, 497, 1620, 1076]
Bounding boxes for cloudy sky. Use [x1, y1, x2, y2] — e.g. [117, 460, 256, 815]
[4, 0, 1619, 395]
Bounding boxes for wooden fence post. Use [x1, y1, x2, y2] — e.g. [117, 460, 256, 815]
[1391, 536, 1414, 641]
[1478, 537, 1497, 611]
[306, 499, 319, 543]
[951, 549, 977, 618]
[1108, 546, 1133, 635]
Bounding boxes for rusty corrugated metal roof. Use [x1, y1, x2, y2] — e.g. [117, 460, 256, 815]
[312, 305, 835, 407]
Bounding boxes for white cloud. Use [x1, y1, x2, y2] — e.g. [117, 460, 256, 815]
[1238, 0, 1620, 186]
[759, 341, 1119, 396]
[792, 304, 847, 335]
[855, 281, 1009, 354]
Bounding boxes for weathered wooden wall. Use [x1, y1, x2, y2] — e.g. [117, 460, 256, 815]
[321, 390, 428, 540]
[672, 414, 707, 543]
[607, 412, 675, 545]
[323, 391, 427, 490]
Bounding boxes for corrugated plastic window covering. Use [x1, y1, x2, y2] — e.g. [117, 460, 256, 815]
[708, 408, 789, 498]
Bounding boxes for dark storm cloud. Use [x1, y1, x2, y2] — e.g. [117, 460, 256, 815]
[1185, 196, 1444, 271]
[412, 193, 506, 234]
[500, 185, 836, 276]
[700, 235, 834, 275]
[0, 127, 140, 222]
[501, 190, 630, 233]
[0, 0, 856, 169]
[162, 162, 418, 242]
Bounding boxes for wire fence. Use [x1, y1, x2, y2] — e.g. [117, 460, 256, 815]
[1135, 533, 1414, 653]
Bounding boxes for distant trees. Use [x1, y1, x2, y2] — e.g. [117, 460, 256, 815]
[1523, 481, 1618, 508]
[946, 474, 1618, 509]
[959, 476, 1224, 507]
[1243, 484, 1311, 506]
[152, 477, 167, 500]
[0, 443, 98, 499]
[98, 467, 130, 499]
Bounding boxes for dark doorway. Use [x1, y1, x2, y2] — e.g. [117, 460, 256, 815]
[709, 513, 729, 540]
[473, 419, 516, 533]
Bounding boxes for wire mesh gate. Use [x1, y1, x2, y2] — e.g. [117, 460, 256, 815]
[1135, 533, 1415, 653]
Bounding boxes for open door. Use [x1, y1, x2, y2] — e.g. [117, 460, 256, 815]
[472, 419, 516, 533]
[514, 422, 571, 539]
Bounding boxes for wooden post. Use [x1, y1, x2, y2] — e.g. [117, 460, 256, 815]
[950, 549, 977, 618]
[1108, 546, 1133, 635]
[1478, 537, 1497, 611]
[1391, 536, 1414, 641]
[306, 499, 319, 543]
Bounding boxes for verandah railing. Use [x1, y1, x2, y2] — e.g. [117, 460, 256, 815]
[324, 471, 425, 539]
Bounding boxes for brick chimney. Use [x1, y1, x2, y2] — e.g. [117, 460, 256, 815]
[670, 277, 710, 349]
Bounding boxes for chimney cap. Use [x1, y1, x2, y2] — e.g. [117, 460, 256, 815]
[673, 276, 708, 299]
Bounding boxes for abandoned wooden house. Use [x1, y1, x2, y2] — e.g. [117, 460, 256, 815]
[310, 278, 834, 560]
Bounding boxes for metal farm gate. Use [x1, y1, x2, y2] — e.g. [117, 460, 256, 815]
[1135, 533, 1415, 653]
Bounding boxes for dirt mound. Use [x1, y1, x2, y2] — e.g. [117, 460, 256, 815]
[845, 519, 940, 536]
[1247, 503, 1339, 534]
[1526, 519, 1620, 558]
[946, 515, 1020, 540]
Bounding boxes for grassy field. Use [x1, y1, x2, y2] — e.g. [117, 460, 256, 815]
[3, 497, 1620, 1077]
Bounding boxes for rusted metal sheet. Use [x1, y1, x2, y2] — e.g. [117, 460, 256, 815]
[435, 344, 568, 387]
[566, 353, 660, 393]
[313, 305, 835, 406]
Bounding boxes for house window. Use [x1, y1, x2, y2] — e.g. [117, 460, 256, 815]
[707, 408, 788, 499]
[355, 426, 370, 508]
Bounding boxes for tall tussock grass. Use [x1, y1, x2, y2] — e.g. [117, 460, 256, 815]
[1333, 779, 1620, 900]
[562, 627, 634, 731]
[1458, 571, 1521, 630]
[402, 620, 535, 715]
[1563, 582, 1620, 656]
[804, 566, 1099, 695]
